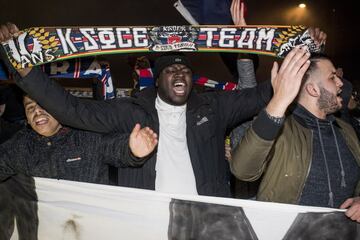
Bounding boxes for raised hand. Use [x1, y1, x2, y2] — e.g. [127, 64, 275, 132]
[129, 123, 158, 158]
[230, 0, 247, 26]
[0, 22, 32, 77]
[0, 22, 19, 42]
[308, 27, 327, 47]
[266, 46, 311, 117]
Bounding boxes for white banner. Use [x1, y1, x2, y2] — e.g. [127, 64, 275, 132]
[2, 177, 358, 240]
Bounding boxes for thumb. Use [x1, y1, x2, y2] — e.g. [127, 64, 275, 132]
[130, 123, 141, 138]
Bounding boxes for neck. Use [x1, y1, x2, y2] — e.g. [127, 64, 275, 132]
[43, 125, 63, 137]
[297, 98, 327, 120]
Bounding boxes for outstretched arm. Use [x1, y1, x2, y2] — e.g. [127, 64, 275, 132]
[0, 23, 137, 133]
[100, 124, 158, 167]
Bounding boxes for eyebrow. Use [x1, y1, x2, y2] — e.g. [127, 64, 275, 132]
[24, 102, 35, 108]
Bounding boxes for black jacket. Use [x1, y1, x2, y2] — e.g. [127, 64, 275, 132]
[16, 67, 272, 197]
[0, 126, 144, 184]
[0, 117, 23, 144]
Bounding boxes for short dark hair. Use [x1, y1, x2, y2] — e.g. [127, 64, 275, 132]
[301, 53, 331, 85]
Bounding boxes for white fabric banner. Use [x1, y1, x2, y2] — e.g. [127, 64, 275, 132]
[5, 177, 358, 240]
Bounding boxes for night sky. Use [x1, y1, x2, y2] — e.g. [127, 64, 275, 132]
[0, 0, 357, 88]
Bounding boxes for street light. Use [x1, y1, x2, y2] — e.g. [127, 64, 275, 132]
[284, 3, 309, 25]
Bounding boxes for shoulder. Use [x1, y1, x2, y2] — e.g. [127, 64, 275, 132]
[0, 127, 31, 149]
[336, 117, 358, 136]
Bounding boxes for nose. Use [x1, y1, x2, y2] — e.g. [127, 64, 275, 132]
[336, 76, 343, 88]
[174, 69, 184, 76]
[34, 104, 44, 114]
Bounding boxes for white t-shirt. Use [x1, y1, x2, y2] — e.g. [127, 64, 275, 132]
[154, 96, 198, 195]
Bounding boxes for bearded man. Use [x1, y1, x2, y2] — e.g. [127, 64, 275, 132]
[231, 54, 360, 222]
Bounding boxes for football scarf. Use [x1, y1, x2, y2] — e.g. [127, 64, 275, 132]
[1, 25, 322, 70]
[0, 57, 115, 99]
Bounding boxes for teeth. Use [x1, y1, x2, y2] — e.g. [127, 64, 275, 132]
[174, 82, 185, 87]
[35, 117, 47, 124]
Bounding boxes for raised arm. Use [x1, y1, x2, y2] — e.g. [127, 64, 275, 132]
[0, 23, 136, 133]
[230, 46, 311, 180]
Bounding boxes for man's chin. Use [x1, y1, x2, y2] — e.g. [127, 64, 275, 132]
[168, 93, 189, 106]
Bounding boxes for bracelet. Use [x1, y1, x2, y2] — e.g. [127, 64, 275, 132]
[265, 110, 285, 125]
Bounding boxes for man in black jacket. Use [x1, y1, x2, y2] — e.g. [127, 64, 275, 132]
[0, 95, 158, 183]
[0, 95, 158, 240]
[0, 23, 324, 197]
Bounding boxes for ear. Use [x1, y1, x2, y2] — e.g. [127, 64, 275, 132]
[304, 82, 321, 98]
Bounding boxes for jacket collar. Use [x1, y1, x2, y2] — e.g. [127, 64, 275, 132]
[28, 126, 71, 142]
[293, 104, 340, 129]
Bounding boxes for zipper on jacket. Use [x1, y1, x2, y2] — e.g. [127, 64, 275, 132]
[297, 130, 313, 204]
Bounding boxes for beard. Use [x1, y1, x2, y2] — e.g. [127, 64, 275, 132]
[317, 87, 341, 115]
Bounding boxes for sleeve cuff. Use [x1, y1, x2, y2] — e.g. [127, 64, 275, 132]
[252, 109, 284, 141]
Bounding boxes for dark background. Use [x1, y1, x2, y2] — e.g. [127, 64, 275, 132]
[0, 0, 357, 88]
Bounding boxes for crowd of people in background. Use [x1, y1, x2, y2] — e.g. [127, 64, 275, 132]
[1, 0, 360, 228]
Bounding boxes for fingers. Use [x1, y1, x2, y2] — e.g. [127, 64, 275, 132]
[308, 27, 319, 44]
[319, 31, 327, 45]
[0, 22, 19, 42]
[280, 46, 309, 75]
[231, 0, 243, 25]
[271, 61, 279, 81]
[279, 46, 300, 72]
[0, 23, 19, 42]
[297, 58, 311, 78]
[130, 125, 158, 158]
[309, 27, 327, 46]
[346, 206, 360, 222]
[340, 198, 360, 222]
[230, 0, 235, 13]
[6, 22, 19, 35]
[140, 127, 158, 149]
[285, 47, 310, 75]
[0, 25, 11, 42]
[230, 0, 237, 24]
[240, 2, 247, 25]
[341, 199, 353, 210]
